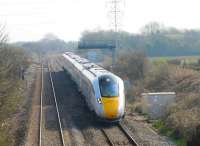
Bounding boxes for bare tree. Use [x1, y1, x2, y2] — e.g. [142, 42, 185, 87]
[0, 25, 29, 80]
[0, 24, 12, 79]
[0, 24, 8, 49]
[140, 22, 164, 35]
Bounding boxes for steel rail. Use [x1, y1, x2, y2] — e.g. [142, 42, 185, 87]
[48, 63, 66, 146]
[118, 123, 139, 146]
[39, 64, 43, 146]
[101, 129, 115, 146]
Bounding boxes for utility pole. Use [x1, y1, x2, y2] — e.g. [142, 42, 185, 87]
[113, 0, 118, 69]
[108, 0, 124, 69]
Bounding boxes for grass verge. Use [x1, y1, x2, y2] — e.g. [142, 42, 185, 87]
[153, 120, 187, 146]
[0, 80, 26, 146]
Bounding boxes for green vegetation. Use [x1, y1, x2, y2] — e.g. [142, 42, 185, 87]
[14, 33, 77, 55]
[2, 22, 200, 146]
[153, 120, 187, 146]
[110, 52, 200, 146]
[12, 22, 200, 58]
[79, 22, 200, 57]
[0, 25, 30, 146]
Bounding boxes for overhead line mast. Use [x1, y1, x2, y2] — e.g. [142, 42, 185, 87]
[108, 0, 124, 68]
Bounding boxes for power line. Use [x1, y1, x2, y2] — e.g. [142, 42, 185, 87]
[107, 0, 124, 68]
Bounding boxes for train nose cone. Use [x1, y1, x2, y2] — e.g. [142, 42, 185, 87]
[101, 97, 119, 119]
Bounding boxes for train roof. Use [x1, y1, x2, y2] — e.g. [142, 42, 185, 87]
[63, 52, 111, 78]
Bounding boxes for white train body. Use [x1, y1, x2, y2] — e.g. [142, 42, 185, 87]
[62, 52, 125, 121]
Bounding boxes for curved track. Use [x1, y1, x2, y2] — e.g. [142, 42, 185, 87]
[51, 56, 140, 146]
[38, 56, 141, 146]
[25, 55, 175, 146]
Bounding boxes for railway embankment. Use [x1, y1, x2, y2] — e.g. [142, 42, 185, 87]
[0, 64, 37, 146]
[111, 52, 200, 146]
[0, 42, 32, 145]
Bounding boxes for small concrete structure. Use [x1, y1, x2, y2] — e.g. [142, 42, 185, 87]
[141, 92, 176, 119]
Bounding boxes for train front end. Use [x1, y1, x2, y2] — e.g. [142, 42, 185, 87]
[96, 75, 125, 122]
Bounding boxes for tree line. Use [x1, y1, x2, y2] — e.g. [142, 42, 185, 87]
[79, 22, 200, 57]
[14, 33, 77, 55]
[13, 22, 200, 57]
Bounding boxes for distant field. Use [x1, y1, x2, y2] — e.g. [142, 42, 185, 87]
[150, 56, 200, 64]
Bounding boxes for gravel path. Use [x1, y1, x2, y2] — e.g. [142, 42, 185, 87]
[24, 65, 42, 146]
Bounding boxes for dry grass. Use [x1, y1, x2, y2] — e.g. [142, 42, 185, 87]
[0, 80, 26, 146]
[167, 108, 200, 140]
[0, 47, 30, 145]
[113, 52, 149, 82]
[113, 52, 200, 144]
[166, 93, 200, 140]
[145, 65, 200, 143]
[145, 64, 200, 93]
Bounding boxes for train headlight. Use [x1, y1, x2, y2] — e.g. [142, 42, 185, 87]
[97, 98, 102, 104]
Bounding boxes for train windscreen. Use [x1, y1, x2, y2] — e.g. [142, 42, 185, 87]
[99, 75, 119, 97]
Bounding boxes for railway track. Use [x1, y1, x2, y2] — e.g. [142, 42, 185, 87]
[50, 56, 140, 146]
[101, 123, 139, 146]
[39, 64, 43, 146]
[38, 63, 66, 146]
[118, 123, 139, 146]
[24, 56, 174, 146]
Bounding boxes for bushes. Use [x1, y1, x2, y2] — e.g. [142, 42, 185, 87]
[0, 48, 30, 120]
[114, 52, 149, 82]
[0, 47, 29, 80]
[0, 26, 30, 146]
[112, 52, 200, 144]
[146, 63, 200, 92]
[145, 63, 175, 91]
[167, 108, 200, 141]
[145, 65, 200, 144]
[166, 93, 200, 142]
[112, 52, 148, 101]
[145, 64, 200, 144]
[198, 59, 200, 65]
[167, 59, 181, 65]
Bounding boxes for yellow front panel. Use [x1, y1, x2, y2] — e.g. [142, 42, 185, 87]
[102, 97, 119, 119]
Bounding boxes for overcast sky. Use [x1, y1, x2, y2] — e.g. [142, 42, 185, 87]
[0, 0, 200, 42]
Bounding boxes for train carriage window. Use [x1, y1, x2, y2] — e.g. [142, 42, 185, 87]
[99, 75, 119, 97]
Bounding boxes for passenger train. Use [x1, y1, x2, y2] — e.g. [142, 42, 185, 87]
[62, 52, 125, 122]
